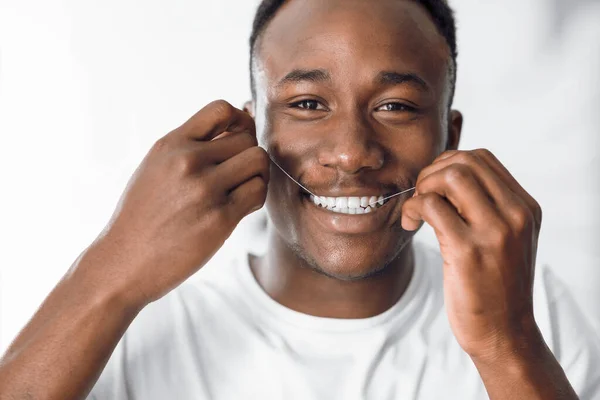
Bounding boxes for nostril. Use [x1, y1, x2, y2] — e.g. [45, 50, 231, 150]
[327, 145, 385, 174]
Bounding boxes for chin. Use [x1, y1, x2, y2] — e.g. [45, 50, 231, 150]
[297, 233, 412, 281]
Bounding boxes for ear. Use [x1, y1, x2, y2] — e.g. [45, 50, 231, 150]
[446, 110, 463, 151]
[243, 100, 255, 118]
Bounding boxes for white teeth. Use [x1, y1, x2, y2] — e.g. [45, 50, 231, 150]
[335, 197, 348, 209]
[311, 195, 321, 206]
[308, 194, 388, 214]
[347, 197, 360, 208]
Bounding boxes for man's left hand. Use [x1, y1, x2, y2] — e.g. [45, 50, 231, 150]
[402, 149, 543, 363]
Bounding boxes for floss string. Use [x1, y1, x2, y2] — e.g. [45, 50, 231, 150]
[268, 154, 416, 208]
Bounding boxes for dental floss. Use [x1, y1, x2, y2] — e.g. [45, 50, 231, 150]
[267, 154, 416, 208]
[267, 155, 319, 198]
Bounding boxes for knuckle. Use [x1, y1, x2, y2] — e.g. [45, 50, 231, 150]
[421, 193, 441, 211]
[227, 177, 267, 217]
[255, 147, 270, 166]
[508, 206, 533, 231]
[444, 164, 471, 185]
[244, 177, 268, 206]
[415, 168, 430, 186]
[434, 149, 458, 163]
[209, 99, 235, 118]
[246, 143, 263, 157]
[474, 148, 493, 159]
[247, 146, 269, 167]
[455, 151, 478, 165]
[238, 131, 258, 148]
[250, 175, 268, 195]
[171, 152, 196, 175]
[152, 137, 170, 153]
[257, 176, 268, 195]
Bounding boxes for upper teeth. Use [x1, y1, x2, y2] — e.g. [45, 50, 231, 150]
[309, 195, 385, 214]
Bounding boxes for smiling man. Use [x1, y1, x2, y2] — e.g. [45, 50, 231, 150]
[1, 0, 599, 399]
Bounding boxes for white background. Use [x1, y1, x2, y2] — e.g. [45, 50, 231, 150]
[1, 0, 599, 352]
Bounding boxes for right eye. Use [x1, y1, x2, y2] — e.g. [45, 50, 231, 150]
[290, 100, 326, 111]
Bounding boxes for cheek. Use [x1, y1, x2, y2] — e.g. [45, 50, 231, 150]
[264, 167, 301, 239]
[390, 119, 446, 174]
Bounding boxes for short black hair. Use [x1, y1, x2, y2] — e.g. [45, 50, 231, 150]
[249, 0, 458, 105]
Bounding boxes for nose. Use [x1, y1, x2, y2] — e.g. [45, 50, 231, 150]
[318, 113, 385, 175]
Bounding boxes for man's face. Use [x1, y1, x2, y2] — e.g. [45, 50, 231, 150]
[251, 0, 461, 279]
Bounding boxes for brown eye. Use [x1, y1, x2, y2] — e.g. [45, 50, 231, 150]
[292, 100, 324, 110]
[376, 103, 416, 112]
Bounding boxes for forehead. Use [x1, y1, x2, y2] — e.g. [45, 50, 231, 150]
[255, 0, 450, 91]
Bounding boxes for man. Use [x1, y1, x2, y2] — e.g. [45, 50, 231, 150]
[1, 0, 599, 398]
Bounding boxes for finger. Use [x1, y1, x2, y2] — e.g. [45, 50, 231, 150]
[198, 132, 258, 165]
[402, 192, 468, 241]
[160, 133, 258, 177]
[210, 146, 270, 192]
[472, 149, 542, 225]
[432, 149, 460, 163]
[227, 175, 268, 221]
[171, 100, 256, 142]
[417, 151, 528, 223]
[417, 150, 465, 188]
[416, 164, 503, 226]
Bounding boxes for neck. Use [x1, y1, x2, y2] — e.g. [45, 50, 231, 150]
[249, 232, 415, 319]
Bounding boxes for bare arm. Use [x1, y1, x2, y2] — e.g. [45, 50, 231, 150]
[0, 245, 141, 400]
[0, 100, 268, 400]
[472, 324, 578, 399]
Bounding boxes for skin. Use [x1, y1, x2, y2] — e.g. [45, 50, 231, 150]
[0, 102, 270, 398]
[0, 0, 579, 399]
[247, 0, 458, 319]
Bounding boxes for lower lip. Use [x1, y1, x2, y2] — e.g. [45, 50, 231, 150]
[301, 195, 396, 234]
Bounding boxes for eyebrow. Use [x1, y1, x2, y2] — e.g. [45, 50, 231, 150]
[275, 69, 430, 92]
[276, 69, 331, 87]
[376, 71, 430, 91]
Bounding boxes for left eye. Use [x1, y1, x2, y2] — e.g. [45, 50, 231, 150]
[376, 103, 415, 112]
[291, 100, 325, 111]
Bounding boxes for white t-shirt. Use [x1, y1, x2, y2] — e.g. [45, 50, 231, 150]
[88, 242, 600, 400]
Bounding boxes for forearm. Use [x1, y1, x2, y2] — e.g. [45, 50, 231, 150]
[473, 327, 578, 400]
[0, 250, 142, 400]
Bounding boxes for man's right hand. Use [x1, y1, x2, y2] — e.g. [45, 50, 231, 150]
[0, 100, 268, 400]
[82, 100, 269, 309]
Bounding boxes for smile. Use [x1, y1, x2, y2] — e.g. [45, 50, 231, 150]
[301, 191, 396, 235]
[308, 194, 389, 215]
